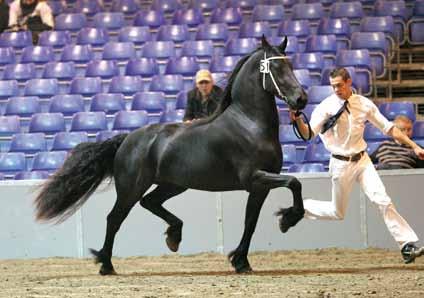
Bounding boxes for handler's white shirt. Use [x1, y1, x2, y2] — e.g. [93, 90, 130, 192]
[310, 93, 393, 156]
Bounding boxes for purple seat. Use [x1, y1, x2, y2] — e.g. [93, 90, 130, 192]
[251, 5, 285, 24]
[238, 21, 272, 39]
[70, 77, 102, 97]
[96, 130, 123, 142]
[31, 151, 67, 172]
[24, 79, 59, 98]
[282, 144, 297, 167]
[317, 17, 351, 51]
[175, 91, 187, 109]
[108, 76, 144, 96]
[226, 0, 257, 10]
[0, 31, 33, 48]
[373, 0, 407, 44]
[90, 93, 126, 114]
[93, 12, 125, 30]
[293, 69, 312, 89]
[47, 0, 66, 16]
[292, 52, 324, 73]
[76, 28, 109, 46]
[112, 110, 149, 131]
[379, 102, 416, 122]
[360, 16, 395, 41]
[367, 141, 381, 156]
[307, 85, 333, 104]
[132, 92, 166, 113]
[70, 111, 107, 132]
[55, 13, 87, 32]
[172, 8, 205, 27]
[51, 131, 89, 151]
[165, 56, 200, 76]
[288, 163, 325, 173]
[133, 10, 166, 29]
[188, 0, 219, 12]
[413, 121, 424, 140]
[5, 96, 41, 117]
[14, 170, 49, 180]
[110, 0, 141, 14]
[292, 3, 324, 21]
[279, 124, 307, 145]
[364, 124, 390, 141]
[181, 40, 214, 58]
[160, 109, 185, 123]
[118, 26, 151, 46]
[29, 113, 66, 134]
[330, 2, 364, 21]
[38, 31, 71, 48]
[102, 42, 137, 61]
[0, 116, 21, 136]
[0, 48, 16, 66]
[209, 55, 241, 72]
[195, 23, 229, 42]
[3, 63, 36, 81]
[85, 60, 120, 79]
[277, 20, 310, 41]
[60, 44, 94, 63]
[211, 72, 228, 89]
[49, 94, 84, 117]
[210, 7, 243, 26]
[305, 34, 337, 55]
[303, 143, 331, 165]
[21, 46, 54, 64]
[150, 0, 183, 14]
[125, 58, 159, 77]
[224, 38, 258, 56]
[0, 152, 26, 176]
[9, 133, 46, 154]
[73, 0, 104, 16]
[149, 74, 184, 95]
[156, 25, 190, 43]
[141, 41, 176, 59]
[42, 61, 76, 80]
[0, 80, 19, 99]
[408, 1, 424, 45]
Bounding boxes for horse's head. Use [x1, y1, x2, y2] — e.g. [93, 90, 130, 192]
[259, 35, 307, 111]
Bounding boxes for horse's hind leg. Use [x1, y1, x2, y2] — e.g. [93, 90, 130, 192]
[140, 183, 187, 252]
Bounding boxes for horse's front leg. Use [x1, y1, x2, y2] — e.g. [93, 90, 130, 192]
[228, 189, 269, 273]
[252, 170, 305, 233]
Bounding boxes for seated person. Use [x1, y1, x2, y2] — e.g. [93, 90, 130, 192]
[8, 0, 54, 44]
[183, 69, 224, 122]
[370, 115, 424, 169]
[0, 0, 9, 34]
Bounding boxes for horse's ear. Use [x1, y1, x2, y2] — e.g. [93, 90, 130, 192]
[278, 36, 288, 53]
[261, 34, 271, 49]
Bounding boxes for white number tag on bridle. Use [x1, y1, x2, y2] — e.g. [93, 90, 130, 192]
[260, 52, 289, 100]
[260, 59, 270, 74]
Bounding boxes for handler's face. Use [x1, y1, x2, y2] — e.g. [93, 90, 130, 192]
[396, 119, 413, 138]
[330, 75, 353, 101]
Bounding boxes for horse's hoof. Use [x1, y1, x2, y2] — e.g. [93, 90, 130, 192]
[166, 236, 180, 252]
[99, 265, 117, 276]
[235, 265, 253, 274]
[277, 207, 304, 233]
[165, 225, 182, 252]
[228, 250, 252, 274]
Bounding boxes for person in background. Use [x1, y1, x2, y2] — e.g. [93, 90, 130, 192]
[183, 69, 224, 123]
[0, 0, 9, 34]
[8, 0, 54, 44]
[370, 115, 424, 170]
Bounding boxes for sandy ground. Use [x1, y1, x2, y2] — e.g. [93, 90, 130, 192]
[1, 248, 424, 298]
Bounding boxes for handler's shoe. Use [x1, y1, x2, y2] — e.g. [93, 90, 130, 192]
[401, 243, 424, 264]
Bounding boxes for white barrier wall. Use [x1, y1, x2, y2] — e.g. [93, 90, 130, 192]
[1, 169, 423, 259]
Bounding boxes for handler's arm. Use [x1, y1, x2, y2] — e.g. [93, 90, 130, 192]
[388, 126, 424, 159]
[289, 111, 315, 140]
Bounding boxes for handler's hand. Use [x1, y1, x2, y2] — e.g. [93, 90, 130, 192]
[414, 146, 424, 159]
[289, 110, 300, 123]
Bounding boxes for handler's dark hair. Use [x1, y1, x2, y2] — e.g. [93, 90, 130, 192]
[330, 67, 351, 81]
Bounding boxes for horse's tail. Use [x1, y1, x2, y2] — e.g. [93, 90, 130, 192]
[34, 133, 128, 223]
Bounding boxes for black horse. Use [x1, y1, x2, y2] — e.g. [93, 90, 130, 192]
[35, 36, 308, 275]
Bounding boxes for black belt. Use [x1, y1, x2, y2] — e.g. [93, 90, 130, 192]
[332, 151, 365, 162]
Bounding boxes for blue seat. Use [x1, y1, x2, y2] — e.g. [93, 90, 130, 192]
[224, 38, 258, 56]
[96, 130, 123, 142]
[238, 21, 272, 39]
[70, 111, 107, 133]
[317, 17, 351, 51]
[413, 121, 424, 140]
[160, 109, 185, 123]
[278, 109, 291, 125]
[279, 124, 307, 145]
[132, 91, 166, 113]
[125, 58, 159, 77]
[0, 31, 32, 48]
[210, 7, 243, 26]
[181, 40, 214, 58]
[288, 163, 325, 173]
[149, 74, 184, 96]
[360, 16, 395, 53]
[133, 10, 166, 29]
[330, 2, 364, 29]
[0, 80, 19, 100]
[93, 12, 125, 30]
[0, 116, 21, 136]
[49, 94, 85, 116]
[118, 26, 151, 46]
[209, 55, 242, 73]
[70, 77, 102, 97]
[0, 152, 26, 176]
[366, 141, 381, 156]
[102, 42, 137, 61]
[108, 76, 144, 96]
[379, 102, 416, 122]
[211, 72, 229, 89]
[55, 13, 87, 32]
[76, 28, 109, 46]
[47, 0, 66, 16]
[165, 56, 200, 76]
[3, 63, 36, 81]
[156, 25, 190, 43]
[408, 1, 424, 45]
[51, 131, 89, 151]
[303, 143, 330, 165]
[225, 0, 256, 10]
[251, 5, 285, 24]
[195, 23, 229, 42]
[24, 79, 59, 98]
[172, 8, 205, 28]
[60, 44, 94, 63]
[38, 31, 71, 48]
[31, 151, 67, 172]
[110, 0, 141, 14]
[364, 124, 390, 141]
[29, 113, 66, 134]
[305, 34, 337, 67]
[293, 69, 312, 90]
[188, 0, 219, 12]
[175, 91, 187, 109]
[307, 85, 333, 104]
[42, 61, 76, 80]
[292, 52, 324, 73]
[73, 0, 104, 15]
[302, 104, 317, 121]
[282, 144, 297, 167]
[373, 0, 407, 44]
[90, 93, 126, 114]
[291, 3, 325, 21]
[14, 170, 49, 180]
[5, 96, 41, 117]
[141, 41, 176, 60]
[9, 133, 46, 154]
[150, 0, 183, 13]
[21, 46, 54, 64]
[85, 60, 120, 79]
[277, 20, 310, 45]
[0, 47, 16, 66]
[112, 110, 149, 131]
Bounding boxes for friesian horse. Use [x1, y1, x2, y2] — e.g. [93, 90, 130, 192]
[35, 36, 308, 275]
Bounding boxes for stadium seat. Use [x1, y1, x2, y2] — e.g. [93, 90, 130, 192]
[47, 0, 66, 16]
[0, 47, 16, 66]
[108, 76, 144, 96]
[364, 124, 390, 141]
[125, 58, 159, 77]
[165, 56, 200, 76]
[211, 72, 229, 89]
[195, 23, 229, 42]
[24, 79, 59, 98]
[110, 0, 141, 14]
[85, 60, 120, 79]
[330, 2, 364, 31]
[60, 44, 94, 63]
[224, 38, 258, 56]
[31, 151, 67, 172]
[149, 74, 184, 96]
[238, 21, 272, 39]
[73, 0, 104, 15]
[118, 26, 151, 46]
[70, 77, 102, 97]
[279, 124, 307, 145]
[282, 144, 297, 167]
[175, 91, 187, 109]
[360, 16, 395, 56]
[9, 133, 46, 154]
[0, 31, 33, 48]
[293, 69, 312, 90]
[5, 96, 41, 117]
[251, 5, 285, 24]
[172, 8, 205, 28]
[160, 109, 185, 123]
[133, 10, 166, 29]
[277, 20, 310, 49]
[288, 163, 325, 173]
[188, 0, 219, 12]
[408, 1, 424, 45]
[291, 3, 324, 22]
[51, 131, 89, 151]
[181, 40, 214, 58]
[304, 34, 337, 68]
[38, 31, 71, 48]
[132, 91, 166, 112]
[373, 0, 407, 44]
[307, 85, 333, 105]
[21, 46, 54, 64]
[102, 42, 137, 61]
[413, 121, 424, 140]
[112, 110, 149, 131]
[292, 52, 324, 74]
[225, 0, 256, 10]
[379, 102, 416, 122]
[42, 61, 76, 81]
[93, 12, 125, 30]
[3, 63, 36, 81]
[150, 0, 183, 13]
[0, 80, 19, 100]
[55, 13, 87, 32]
[366, 141, 381, 156]
[90, 93, 126, 114]
[96, 130, 124, 142]
[156, 24, 190, 43]
[210, 7, 243, 26]
[141, 41, 176, 60]
[278, 109, 291, 125]
[76, 28, 109, 46]
[317, 17, 351, 51]
[0, 116, 21, 136]
[303, 143, 330, 165]
[70, 111, 107, 133]
[29, 113, 66, 134]
[49, 94, 85, 116]
[14, 170, 49, 180]
[0, 152, 26, 176]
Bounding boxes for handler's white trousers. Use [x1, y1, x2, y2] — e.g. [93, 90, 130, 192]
[303, 153, 418, 248]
